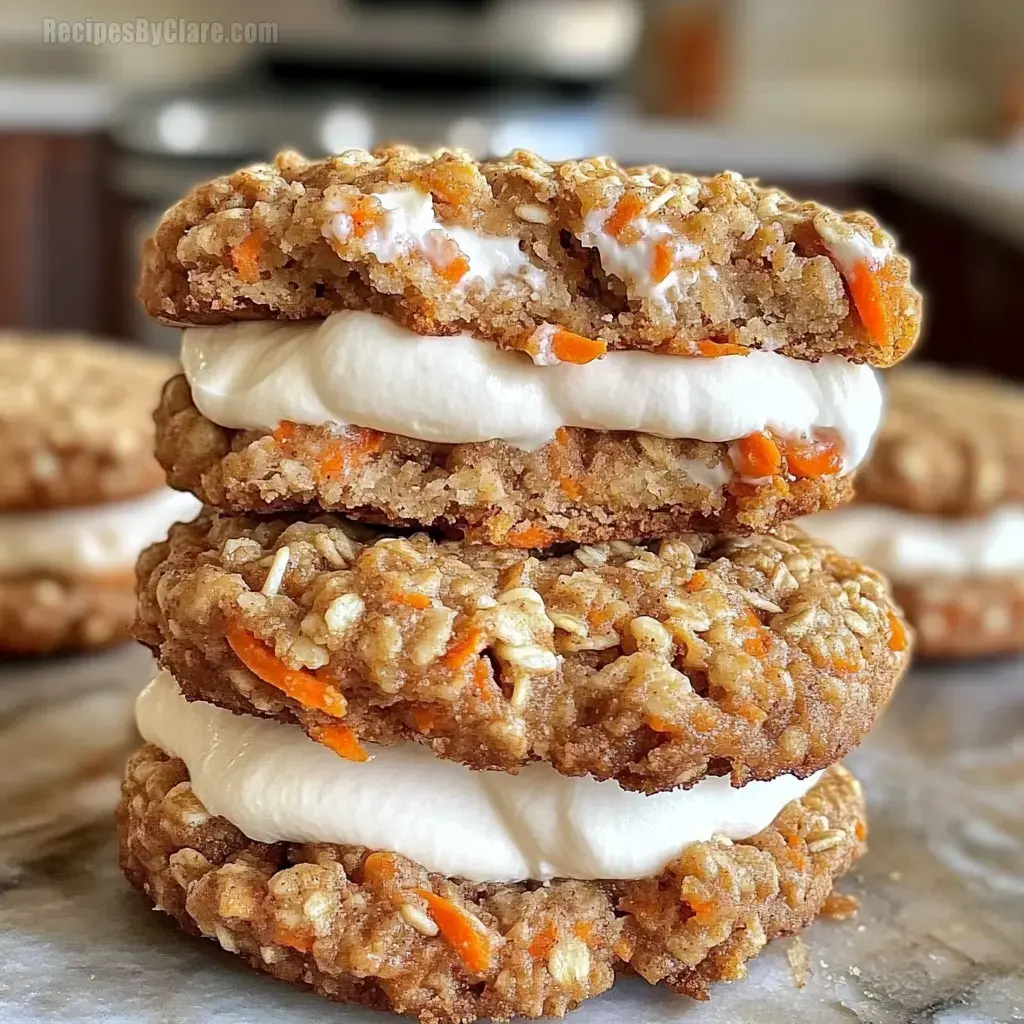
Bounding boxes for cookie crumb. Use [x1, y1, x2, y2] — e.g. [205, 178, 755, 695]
[821, 891, 860, 920]
[787, 935, 812, 989]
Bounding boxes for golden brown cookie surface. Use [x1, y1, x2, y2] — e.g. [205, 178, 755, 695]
[0, 335, 175, 509]
[857, 365, 1024, 516]
[119, 744, 865, 1023]
[139, 147, 919, 366]
[134, 514, 909, 793]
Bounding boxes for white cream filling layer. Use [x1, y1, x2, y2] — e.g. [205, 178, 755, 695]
[0, 488, 201, 576]
[802, 505, 1024, 581]
[181, 310, 883, 467]
[137, 671, 821, 884]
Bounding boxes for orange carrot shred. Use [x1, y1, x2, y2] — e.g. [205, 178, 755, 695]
[782, 436, 843, 479]
[273, 420, 298, 444]
[855, 820, 867, 842]
[417, 890, 491, 973]
[349, 196, 384, 239]
[573, 922, 594, 944]
[684, 570, 708, 592]
[845, 259, 888, 346]
[437, 254, 470, 285]
[505, 523, 558, 549]
[886, 610, 907, 653]
[651, 239, 674, 283]
[551, 329, 608, 365]
[732, 431, 782, 479]
[227, 628, 347, 717]
[685, 897, 716, 922]
[309, 722, 368, 762]
[645, 714, 679, 735]
[529, 922, 558, 959]
[559, 475, 582, 500]
[231, 229, 265, 284]
[603, 194, 644, 240]
[316, 428, 384, 485]
[695, 340, 750, 358]
[390, 590, 432, 610]
[274, 925, 313, 953]
[443, 627, 485, 671]
[742, 633, 769, 659]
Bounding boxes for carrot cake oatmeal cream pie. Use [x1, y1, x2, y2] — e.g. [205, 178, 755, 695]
[118, 693, 867, 1022]
[144, 146, 921, 543]
[0, 335, 199, 654]
[804, 365, 1024, 658]
[134, 514, 909, 793]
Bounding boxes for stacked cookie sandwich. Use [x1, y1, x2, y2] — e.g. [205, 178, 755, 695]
[0, 335, 198, 655]
[119, 148, 919, 1022]
[805, 365, 1024, 659]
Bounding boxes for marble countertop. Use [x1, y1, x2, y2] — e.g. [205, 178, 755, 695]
[0, 644, 1022, 1023]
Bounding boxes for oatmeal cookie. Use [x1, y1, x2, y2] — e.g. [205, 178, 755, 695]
[134, 514, 909, 793]
[155, 375, 854, 544]
[118, 744, 865, 1022]
[856, 365, 1024, 516]
[0, 571, 135, 655]
[139, 147, 920, 365]
[0, 334, 174, 509]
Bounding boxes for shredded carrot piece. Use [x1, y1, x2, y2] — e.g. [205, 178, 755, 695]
[551, 329, 608, 365]
[274, 925, 313, 953]
[573, 922, 594, 944]
[417, 890, 491, 973]
[273, 420, 298, 445]
[317, 428, 384, 484]
[529, 922, 558, 959]
[309, 722, 368, 762]
[782, 436, 842, 479]
[390, 590, 432, 610]
[505, 523, 558, 549]
[732, 431, 782, 478]
[349, 196, 384, 239]
[886, 610, 907, 652]
[685, 897, 716, 922]
[443, 627, 485, 671]
[742, 633, 769, 659]
[363, 851, 397, 884]
[231, 228, 265, 284]
[472, 658, 491, 697]
[684, 570, 709, 592]
[737, 609, 760, 628]
[436, 253, 470, 284]
[555, 427, 571, 446]
[651, 239, 674, 283]
[227, 628, 347, 717]
[560, 475, 582, 500]
[845, 259, 888, 346]
[854, 820, 867, 842]
[646, 714, 679, 735]
[411, 706, 438, 732]
[603, 194, 644, 240]
[695, 340, 750, 358]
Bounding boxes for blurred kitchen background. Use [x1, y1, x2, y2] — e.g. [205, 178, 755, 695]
[4, 0, 1024, 376]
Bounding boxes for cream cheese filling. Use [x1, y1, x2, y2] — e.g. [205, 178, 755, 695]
[138, 671, 822, 884]
[181, 310, 882, 468]
[802, 504, 1024, 581]
[0, 488, 201, 576]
